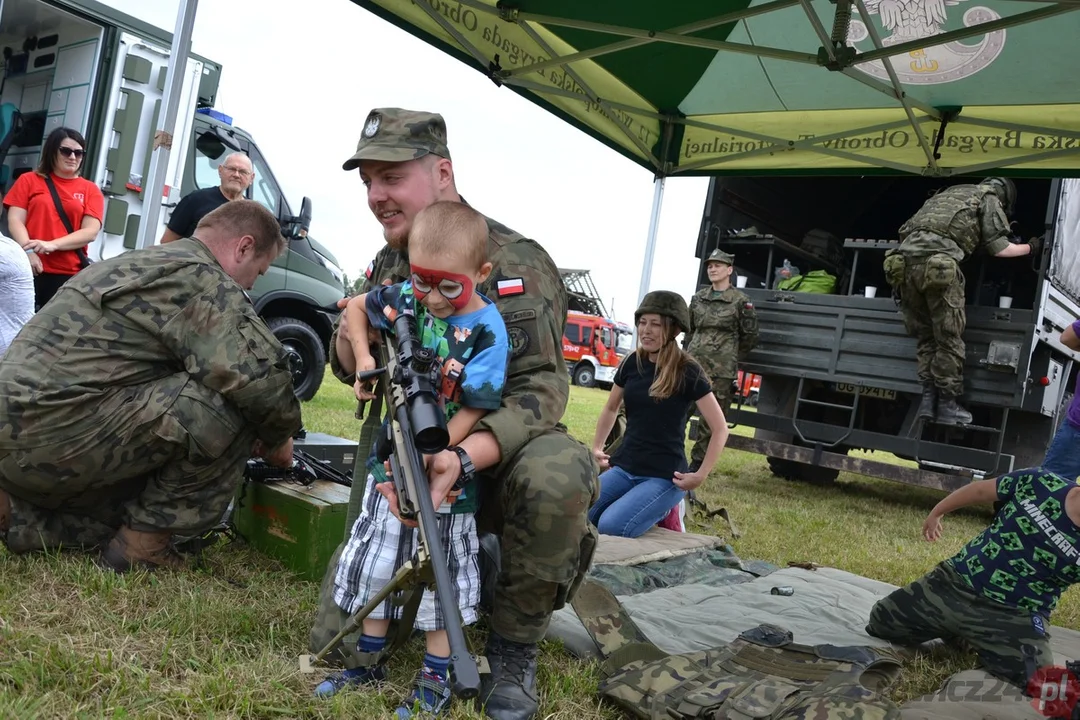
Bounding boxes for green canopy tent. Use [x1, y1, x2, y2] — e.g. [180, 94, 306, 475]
[347, 0, 1080, 302]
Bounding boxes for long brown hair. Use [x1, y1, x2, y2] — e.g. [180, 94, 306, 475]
[36, 127, 87, 177]
[632, 315, 703, 400]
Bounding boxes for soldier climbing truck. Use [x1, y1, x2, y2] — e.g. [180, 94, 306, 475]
[693, 174, 1080, 492]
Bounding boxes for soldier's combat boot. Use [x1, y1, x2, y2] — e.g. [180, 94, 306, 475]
[916, 384, 936, 420]
[478, 631, 539, 720]
[100, 525, 185, 573]
[936, 394, 973, 426]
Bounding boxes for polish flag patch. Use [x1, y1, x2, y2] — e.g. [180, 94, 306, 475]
[365, 261, 374, 279]
[497, 277, 525, 297]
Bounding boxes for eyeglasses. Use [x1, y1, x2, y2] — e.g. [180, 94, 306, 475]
[58, 147, 85, 159]
[220, 165, 252, 177]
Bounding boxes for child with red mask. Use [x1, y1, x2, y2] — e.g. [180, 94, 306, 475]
[317, 201, 509, 718]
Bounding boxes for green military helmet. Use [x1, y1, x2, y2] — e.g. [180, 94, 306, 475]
[635, 290, 690, 334]
[981, 177, 1017, 214]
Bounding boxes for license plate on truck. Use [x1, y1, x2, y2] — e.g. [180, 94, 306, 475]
[834, 382, 897, 400]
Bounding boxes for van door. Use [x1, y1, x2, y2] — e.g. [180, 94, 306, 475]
[93, 31, 203, 259]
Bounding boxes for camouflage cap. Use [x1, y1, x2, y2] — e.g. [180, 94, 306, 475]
[342, 108, 451, 171]
[706, 249, 735, 265]
[635, 290, 691, 334]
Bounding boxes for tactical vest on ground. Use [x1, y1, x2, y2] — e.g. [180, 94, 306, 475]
[898, 184, 998, 258]
[571, 578, 903, 719]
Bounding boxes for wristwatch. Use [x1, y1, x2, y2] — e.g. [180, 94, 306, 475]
[451, 446, 475, 490]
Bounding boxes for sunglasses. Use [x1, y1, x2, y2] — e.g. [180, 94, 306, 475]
[58, 147, 86, 159]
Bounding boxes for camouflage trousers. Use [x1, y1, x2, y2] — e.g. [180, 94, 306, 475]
[0, 373, 255, 553]
[898, 256, 967, 397]
[688, 377, 734, 467]
[310, 427, 599, 660]
[866, 560, 1051, 689]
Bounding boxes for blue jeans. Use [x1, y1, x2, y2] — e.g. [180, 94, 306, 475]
[588, 466, 685, 538]
[1043, 420, 1080, 481]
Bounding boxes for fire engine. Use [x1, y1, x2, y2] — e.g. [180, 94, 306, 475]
[559, 268, 632, 388]
[563, 311, 632, 388]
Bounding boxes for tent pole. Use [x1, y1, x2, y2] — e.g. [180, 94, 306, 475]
[138, 0, 199, 250]
[632, 176, 666, 347]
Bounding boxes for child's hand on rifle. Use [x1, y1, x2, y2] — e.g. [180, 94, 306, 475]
[353, 357, 378, 401]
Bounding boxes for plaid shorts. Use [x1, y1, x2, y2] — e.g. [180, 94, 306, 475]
[332, 473, 480, 632]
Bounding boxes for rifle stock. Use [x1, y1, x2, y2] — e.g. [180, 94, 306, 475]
[361, 308, 482, 698]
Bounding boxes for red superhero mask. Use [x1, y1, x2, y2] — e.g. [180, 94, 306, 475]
[410, 265, 474, 310]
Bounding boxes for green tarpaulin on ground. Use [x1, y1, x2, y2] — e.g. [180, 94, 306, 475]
[350, 0, 1080, 177]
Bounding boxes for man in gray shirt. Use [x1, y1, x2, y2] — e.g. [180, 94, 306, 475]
[0, 234, 33, 356]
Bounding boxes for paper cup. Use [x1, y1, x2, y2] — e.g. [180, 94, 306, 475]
[864, 286, 877, 298]
[999, 296, 1013, 309]
[736, 275, 748, 288]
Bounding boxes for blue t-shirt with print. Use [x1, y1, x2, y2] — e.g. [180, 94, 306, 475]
[364, 281, 509, 513]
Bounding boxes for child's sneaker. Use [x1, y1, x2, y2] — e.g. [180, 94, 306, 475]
[394, 667, 452, 718]
[313, 663, 387, 698]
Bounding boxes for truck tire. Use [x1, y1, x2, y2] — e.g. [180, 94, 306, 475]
[573, 363, 596, 388]
[266, 316, 326, 402]
[766, 455, 840, 486]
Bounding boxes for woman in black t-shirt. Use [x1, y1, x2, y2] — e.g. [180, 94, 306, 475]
[590, 291, 729, 538]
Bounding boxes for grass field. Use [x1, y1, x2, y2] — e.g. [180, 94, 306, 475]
[2, 376, 1076, 718]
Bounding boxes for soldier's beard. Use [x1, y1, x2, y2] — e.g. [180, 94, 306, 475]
[384, 226, 410, 252]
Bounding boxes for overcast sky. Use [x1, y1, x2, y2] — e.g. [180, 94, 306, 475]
[99, 0, 709, 324]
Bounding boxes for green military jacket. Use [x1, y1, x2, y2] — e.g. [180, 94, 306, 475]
[330, 209, 569, 475]
[897, 184, 1013, 262]
[0, 238, 301, 449]
[683, 286, 760, 381]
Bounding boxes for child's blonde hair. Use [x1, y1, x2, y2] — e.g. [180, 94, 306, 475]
[409, 201, 489, 269]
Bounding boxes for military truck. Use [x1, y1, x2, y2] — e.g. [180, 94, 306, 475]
[0, 0, 345, 400]
[694, 175, 1080, 492]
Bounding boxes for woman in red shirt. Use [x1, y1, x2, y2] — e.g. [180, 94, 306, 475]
[4, 127, 105, 309]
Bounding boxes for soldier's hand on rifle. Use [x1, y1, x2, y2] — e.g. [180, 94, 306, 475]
[251, 437, 292, 467]
[261, 437, 294, 468]
[427, 449, 461, 509]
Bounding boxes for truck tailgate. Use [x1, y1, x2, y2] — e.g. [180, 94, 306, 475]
[739, 290, 1033, 408]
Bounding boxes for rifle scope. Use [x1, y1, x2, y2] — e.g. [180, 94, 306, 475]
[392, 308, 450, 454]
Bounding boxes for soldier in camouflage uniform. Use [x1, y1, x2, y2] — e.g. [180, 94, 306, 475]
[885, 178, 1039, 425]
[308, 108, 598, 720]
[867, 467, 1080, 691]
[0, 200, 302, 572]
[682, 249, 759, 472]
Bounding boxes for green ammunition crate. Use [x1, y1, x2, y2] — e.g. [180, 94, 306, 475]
[233, 480, 351, 581]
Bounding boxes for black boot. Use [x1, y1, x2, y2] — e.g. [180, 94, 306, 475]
[917, 384, 937, 420]
[936, 395, 973, 426]
[478, 631, 539, 720]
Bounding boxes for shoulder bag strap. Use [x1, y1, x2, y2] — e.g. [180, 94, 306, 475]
[43, 175, 90, 269]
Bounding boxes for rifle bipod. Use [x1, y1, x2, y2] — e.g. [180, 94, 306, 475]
[298, 541, 486, 696]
